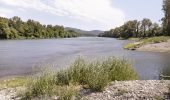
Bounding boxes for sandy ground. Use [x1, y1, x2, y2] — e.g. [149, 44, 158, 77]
[136, 39, 170, 52]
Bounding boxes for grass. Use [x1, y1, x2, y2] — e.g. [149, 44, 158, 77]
[124, 36, 170, 50]
[19, 57, 138, 99]
[0, 77, 27, 89]
[128, 38, 140, 41]
[124, 42, 142, 50]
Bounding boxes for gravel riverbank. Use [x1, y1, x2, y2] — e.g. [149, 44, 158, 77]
[82, 80, 170, 100]
[0, 80, 170, 100]
[136, 39, 170, 52]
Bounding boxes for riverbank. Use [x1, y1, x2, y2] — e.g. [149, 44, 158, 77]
[0, 80, 169, 100]
[137, 39, 170, 52]
[0, 57, 169, 99]
[82, 80, 170, 100]
[0, 57, 138, 99]
[124, 36, 170, 52]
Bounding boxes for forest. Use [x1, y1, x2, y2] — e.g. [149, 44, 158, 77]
[0, 16, 80, 39]
[99, 0, 170, 39]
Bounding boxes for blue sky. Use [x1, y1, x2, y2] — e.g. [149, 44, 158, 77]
[0, 0, 163, 31]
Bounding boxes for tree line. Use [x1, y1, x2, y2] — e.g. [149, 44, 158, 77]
[0, 16, 80, 39]
[99, 0, 170, 39]
[162, 0, 170, 36]
[99, 19, 162, 38]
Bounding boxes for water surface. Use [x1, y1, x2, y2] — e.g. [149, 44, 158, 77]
[0, 37, 170, 79]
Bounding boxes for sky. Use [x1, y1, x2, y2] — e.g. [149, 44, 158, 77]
[0, 0, 163, 31]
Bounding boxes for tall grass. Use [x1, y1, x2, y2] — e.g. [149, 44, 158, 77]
[23, 57, 138, 99]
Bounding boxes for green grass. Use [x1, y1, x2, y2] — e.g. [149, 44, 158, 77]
[128, 38, 140, 41]
[124, 42, 142, 50]
[124, 36, 170, 50]
[142, 36, 169, 43]
[0, 77, 27, 89]
[21, 57, 138, 99]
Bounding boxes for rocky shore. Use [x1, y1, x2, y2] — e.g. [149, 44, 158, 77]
[82, 80, 170, 100]
[0, 80, 170, 100]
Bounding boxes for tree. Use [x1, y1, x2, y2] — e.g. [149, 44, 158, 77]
[0, 16, 80, 39]
[99, 18, 161, 39]
[162, 0, 170, 35]
[141, 18, 152, 37]
[151, 23, 162, 36]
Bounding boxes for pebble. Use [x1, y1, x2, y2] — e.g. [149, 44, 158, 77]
[82, 80, 170, 100]
[0, 80, 170, 100]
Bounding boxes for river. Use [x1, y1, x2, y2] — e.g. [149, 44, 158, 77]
[0, 37, 170, 79]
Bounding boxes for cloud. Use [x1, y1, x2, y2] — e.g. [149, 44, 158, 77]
[0, 0, 125, 30]
[0, 8, 13, 17]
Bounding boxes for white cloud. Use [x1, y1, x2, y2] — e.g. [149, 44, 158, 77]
[0, 0, 125, 30]
[0, 8, 13, 17]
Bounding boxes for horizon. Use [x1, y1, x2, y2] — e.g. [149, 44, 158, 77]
[0, 0, 163, 31]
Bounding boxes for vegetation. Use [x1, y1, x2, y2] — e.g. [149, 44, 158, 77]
[162, 0, 170, 36]
[124, 36, 170, 50]
[22, 57, 138, 99]
[99, 0, 170, 39]
[0, 77, 27, 89]
[99, 18, 163, 39]
[0, 16, 80, 39]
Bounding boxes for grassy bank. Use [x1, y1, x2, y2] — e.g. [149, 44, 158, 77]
[124, 36, 170, 50]
[18, 57, 138, 99]
[0, 77, 27, 89]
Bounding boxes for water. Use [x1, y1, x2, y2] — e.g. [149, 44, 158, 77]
[0, 37, 170, 79]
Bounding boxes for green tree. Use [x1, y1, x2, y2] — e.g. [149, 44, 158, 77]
[162, 0, 170, 35]
[99, 19, 162, 39]
[0, 16, 80, 39]
[141, 18, 152, 37]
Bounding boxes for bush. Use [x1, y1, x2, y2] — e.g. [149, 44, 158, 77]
[85, 62, 110, 91]
[102, 57, 138, 81]
[67, 58, 88, 84]
[55, 85, 79, 100]
[23, 57, 138, 99]
[23, 72, 55, 99]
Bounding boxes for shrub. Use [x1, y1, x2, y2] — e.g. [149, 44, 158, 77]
[102, 57, 138, 81]
[23, 72, 55, 99]
[67, 58, 88, 84]
[84, 62, 109, 91]
[23, 57, 138, 99]
[55, 85, 79, 100]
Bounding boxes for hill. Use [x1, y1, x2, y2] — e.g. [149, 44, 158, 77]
[65, 27, 103, 37]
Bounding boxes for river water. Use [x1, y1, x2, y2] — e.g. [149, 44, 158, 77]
[0, 37, 170, 79]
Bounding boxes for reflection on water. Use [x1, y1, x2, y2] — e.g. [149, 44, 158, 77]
[0, 37, 170, 79]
